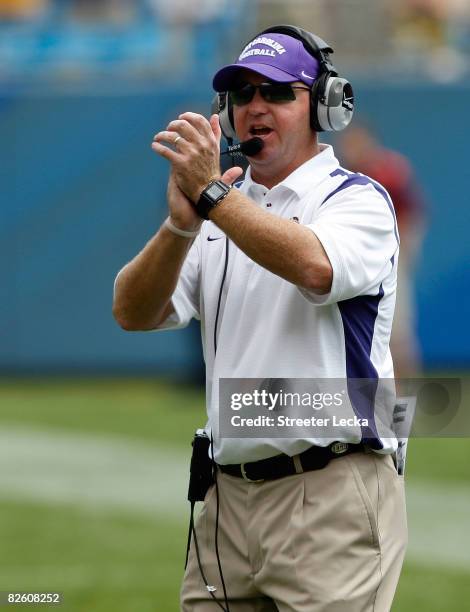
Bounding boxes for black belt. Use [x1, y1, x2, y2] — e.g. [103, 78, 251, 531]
[218, 442, 364, 483]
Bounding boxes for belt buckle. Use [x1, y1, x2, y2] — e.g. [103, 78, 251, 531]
[240, 463, 264, 483]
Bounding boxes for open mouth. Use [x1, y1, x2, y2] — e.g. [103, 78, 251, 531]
[249, 126, 273, 137]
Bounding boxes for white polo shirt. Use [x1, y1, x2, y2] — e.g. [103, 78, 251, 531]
[154, 144, 400, 464]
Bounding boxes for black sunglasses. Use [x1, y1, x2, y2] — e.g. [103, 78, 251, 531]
[229, 82, 311, 106]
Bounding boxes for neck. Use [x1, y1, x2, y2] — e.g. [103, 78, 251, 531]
[250, 142, 321, 190]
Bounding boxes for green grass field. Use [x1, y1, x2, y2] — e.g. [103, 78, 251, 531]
[1, 379, 469, 611]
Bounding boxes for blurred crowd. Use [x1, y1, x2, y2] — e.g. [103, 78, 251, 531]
[0, 0, 227, 22]
[391, 0, 470, 80]
[0, 0, 469, 83]
[258, 0, 470, 80]
[0, 0, 237, 81]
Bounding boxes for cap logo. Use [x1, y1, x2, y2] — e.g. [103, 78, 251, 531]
[239, 36, 287, 61]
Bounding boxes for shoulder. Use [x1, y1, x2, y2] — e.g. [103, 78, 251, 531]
[317, 168, 399, 244]
[321, 168, 392, 208]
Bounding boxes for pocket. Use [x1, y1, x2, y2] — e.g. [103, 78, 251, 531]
[192, 483, 217, 552]
[345, 456, 381, 551]
[203, 483, 216, 505]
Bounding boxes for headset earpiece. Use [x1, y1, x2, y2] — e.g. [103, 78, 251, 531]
[212, 92, 237, 140]
[310, 72, 354, 132]
[317, 77, 354, 132]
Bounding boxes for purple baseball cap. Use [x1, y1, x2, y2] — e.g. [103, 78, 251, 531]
[213, 33, 320, 92]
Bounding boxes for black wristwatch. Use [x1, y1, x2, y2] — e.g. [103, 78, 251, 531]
[195, 179, 232, 220]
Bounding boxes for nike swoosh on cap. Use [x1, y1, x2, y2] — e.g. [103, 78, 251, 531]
[301, 70, 315, 80]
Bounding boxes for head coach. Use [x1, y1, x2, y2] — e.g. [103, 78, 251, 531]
[113, 24, 407, 612]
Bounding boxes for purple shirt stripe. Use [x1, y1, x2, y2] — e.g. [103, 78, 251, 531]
[338, 284, 385, 449]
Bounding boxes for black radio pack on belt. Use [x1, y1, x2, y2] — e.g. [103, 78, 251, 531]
[188, 430, 214, 503]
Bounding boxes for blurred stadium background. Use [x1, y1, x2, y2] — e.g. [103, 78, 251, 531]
[1, 0, 469, 610]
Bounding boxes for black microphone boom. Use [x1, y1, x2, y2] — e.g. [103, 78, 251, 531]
[221, 137, 264, 157]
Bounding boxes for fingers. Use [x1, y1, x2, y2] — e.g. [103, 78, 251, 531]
[164, 118, 201, 143]
[151, 139, 179, 163]
[151, 113, 221, 193]
[153, 130, 183, 146]
[152, 114, 218, 155]
[210, 114, 221, 143]
[221, 166, 243, 185]
[178, 112, 214, 139]
[151, 127, 189, 161]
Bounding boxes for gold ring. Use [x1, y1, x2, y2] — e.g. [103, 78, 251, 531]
[174, 135, 182, 145]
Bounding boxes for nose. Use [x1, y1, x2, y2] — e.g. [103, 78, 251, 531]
[245, 88, 269, 115]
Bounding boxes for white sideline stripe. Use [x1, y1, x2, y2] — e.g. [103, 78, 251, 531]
[0, 565, 172, 589]
[0, 425, 469, 571]
[0, 424, 189, 519]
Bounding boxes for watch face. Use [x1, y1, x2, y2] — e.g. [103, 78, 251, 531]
[207, 183, 226, 199]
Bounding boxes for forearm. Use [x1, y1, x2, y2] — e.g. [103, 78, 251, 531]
[113, 223, 194, 330]
[151, 112, 331, 292]
[210, 190, 332, 293]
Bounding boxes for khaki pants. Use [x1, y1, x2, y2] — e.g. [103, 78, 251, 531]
[181, 451, 407, 611]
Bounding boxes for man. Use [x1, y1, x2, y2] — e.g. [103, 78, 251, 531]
[113, 26, 407, 612]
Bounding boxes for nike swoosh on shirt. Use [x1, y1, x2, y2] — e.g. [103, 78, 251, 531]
[301, 70, 315, 80]
[207, 236, 224, 241]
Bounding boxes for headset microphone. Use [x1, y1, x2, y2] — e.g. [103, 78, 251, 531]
[221, 137, 264, 157]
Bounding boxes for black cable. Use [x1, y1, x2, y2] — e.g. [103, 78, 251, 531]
[211, 435, 230, 611]
[213, 135, 234, 355]
[213, 238, 230, 355]
[184, 503, 194, 570]
[192, 516, 228, 612]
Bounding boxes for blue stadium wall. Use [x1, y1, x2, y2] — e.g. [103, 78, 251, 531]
[1, 80, 469, 376]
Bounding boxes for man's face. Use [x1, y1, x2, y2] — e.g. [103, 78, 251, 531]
[231, 70, 317, 186]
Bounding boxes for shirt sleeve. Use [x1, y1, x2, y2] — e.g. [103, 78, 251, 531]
[156, 235, 201, 330]
[299, 182, 399, 305]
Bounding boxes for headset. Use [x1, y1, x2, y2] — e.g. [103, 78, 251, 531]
[215, 24, 354, 139]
